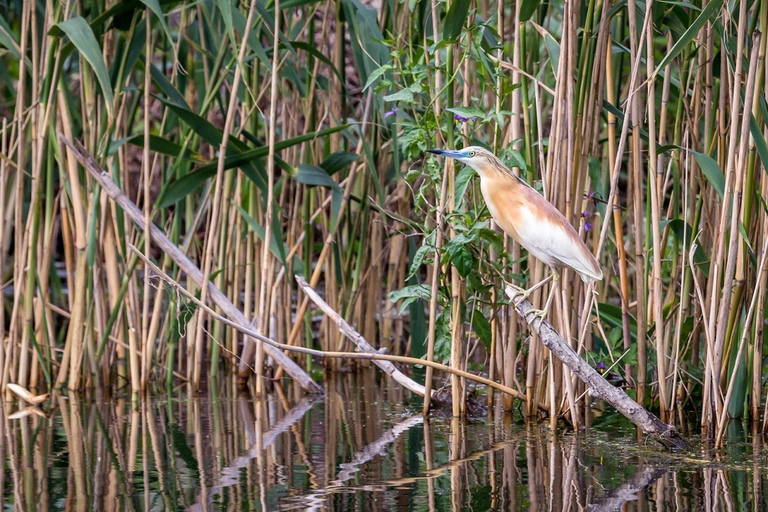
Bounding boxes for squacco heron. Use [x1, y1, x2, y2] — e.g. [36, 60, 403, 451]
[427, 146, 602, 320]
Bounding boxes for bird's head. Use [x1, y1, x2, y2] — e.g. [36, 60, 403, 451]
[426, 146, 500, 178]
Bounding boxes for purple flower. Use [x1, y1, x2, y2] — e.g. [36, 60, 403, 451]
[454, 114, 476, 123]
[585, 222, 593, 232]
[581, 211, 593, 231]
[585, 191, 601, 207]
[384, 106, 398, 118]
[596, 362, 606, 372]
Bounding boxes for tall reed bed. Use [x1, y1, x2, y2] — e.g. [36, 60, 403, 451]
[1, 0, 767, 443]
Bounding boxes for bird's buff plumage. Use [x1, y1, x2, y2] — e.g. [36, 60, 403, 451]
[427, 146, 602, 318]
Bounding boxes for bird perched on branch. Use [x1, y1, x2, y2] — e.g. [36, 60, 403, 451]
[426, 146, 602, 320]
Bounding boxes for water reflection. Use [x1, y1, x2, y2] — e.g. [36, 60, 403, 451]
[0, 371, 766, 511]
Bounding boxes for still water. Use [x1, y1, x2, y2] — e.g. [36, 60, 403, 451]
[1, 370, 766, 511]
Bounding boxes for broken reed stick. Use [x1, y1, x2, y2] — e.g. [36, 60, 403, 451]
[128, 245, 546, 411]
[504, 285, 688, 450]
[58, 134, 323, 394]
[295, 276, 547, 412]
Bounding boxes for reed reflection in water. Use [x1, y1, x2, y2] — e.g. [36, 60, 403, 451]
[0, 371, 766, 511]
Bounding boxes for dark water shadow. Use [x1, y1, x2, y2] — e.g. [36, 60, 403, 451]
[1, 370, 767, 511]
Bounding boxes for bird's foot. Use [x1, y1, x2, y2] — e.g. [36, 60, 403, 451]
[524, 306, 550, 327]
[505, 275, 554, 304]
[505, 282, 532, 302]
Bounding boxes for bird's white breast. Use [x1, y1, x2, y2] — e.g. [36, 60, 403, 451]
[480, 176, 599, 279]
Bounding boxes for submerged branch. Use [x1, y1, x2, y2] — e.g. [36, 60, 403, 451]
[505, 285, 688, 450]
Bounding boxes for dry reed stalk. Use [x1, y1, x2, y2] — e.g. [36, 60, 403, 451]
[717, 231, 768, 445]
[625, 0, 648, 407]
[644, 0, 669, 420]
[256, 0, 281, 395]
[0, 119, 6, 390]
[708, 0, 751, 431]
[230, 176, 246, 367]
[756, 178, 768, 425]
[140, 11, 153, 390]
[422, 0, 446, 415]
[194, 0, 258, 389]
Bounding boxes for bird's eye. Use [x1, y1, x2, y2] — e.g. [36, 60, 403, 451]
[468, 151, 475, 157]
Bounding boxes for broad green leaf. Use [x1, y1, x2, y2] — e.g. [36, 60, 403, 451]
[388, 284, 432, 302]
[363, 64, 392, 92]
[231, 4, 270, 67]
[595, 303, 638, 342]
[342, 0, 388, 97]
[57, 17, 115, 117]
[406, 238, 435, 279]
[295, 164, 345, 230]
[609, 327, 622, 346]
[442, 0, 471, 41]
[116, 134, 205, 163]
[749, 114, 768, 178]
[530, 22, 559, 75]
[215, 0, 237, 46]
[520, 0, 542, 22]
[659, 219, 709, 268]
[454, 165, 475, 207]
[159, 123, 349, 207]
[320, 151, 359, 175]
[388, 284, 432, 314]
[445, 234, 474, 277]
[692, 151, 724, 198]
[0, 14, 20, 59]
[145, 59, 189, 109]
[653, 0, 723, 76]
[234, 204, 294, 271]
[157, 96, 222, 145]
[447, 106, 485, 121]
[295, 164, 343, 192]
[281, 0, 327, 8]
[506, 149, 528, 172]
[738, 220, 754, 255]
[656, 0, 701, 10]
[471, 311, 492, 349]
[139, 0, 175, 57]
[383, 88, 414, 103]
[477, 228, 503, 254]
[282, 41, 345, 84]
[192, 124, 347, 178]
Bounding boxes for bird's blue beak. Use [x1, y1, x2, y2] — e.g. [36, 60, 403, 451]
[426, 149, 464, 159]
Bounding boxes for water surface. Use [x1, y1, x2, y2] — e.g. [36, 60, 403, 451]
[1, 371, 765, 510]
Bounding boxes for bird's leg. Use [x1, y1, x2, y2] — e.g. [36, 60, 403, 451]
[526, 271, 560, 324]
[507, 274, 553, 302]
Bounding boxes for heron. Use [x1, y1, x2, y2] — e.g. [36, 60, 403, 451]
[426, 146, 602, 320]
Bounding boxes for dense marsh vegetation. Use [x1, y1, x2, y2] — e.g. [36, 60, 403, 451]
[1, 0, 768, 445]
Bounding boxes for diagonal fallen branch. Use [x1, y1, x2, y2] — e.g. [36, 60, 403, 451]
[296, 276, 547, 412]
[58, 134, 323, 394]
[123, 244, 546, 411]
[505, 285, 687, 450]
